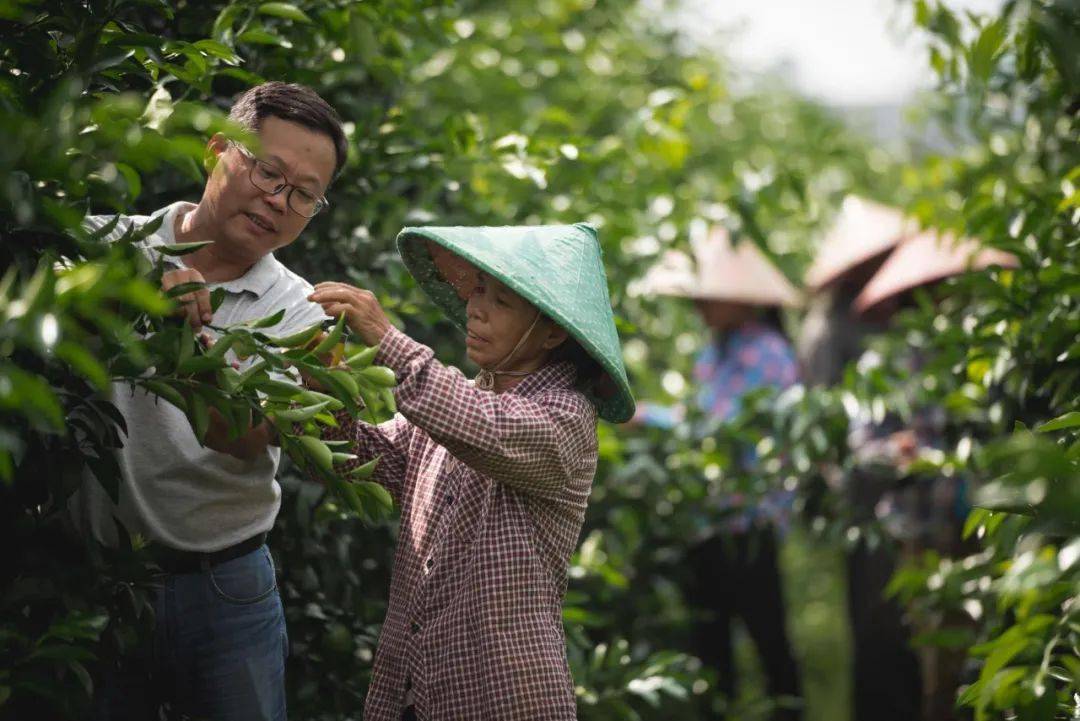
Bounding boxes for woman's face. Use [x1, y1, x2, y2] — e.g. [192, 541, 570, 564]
[694, 300, 756, 331]
[464, 272, 565, 370]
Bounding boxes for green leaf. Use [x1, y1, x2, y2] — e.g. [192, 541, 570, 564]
[1036, 412, 1080, 433]
[157, 241, 215, 256]
[188, 392, 210, 442]
[216, 369, 241, 390]
[55, 342, 109, 391]
[238, 28, 291, 47]
[239, 308, 286, 329]
[86, 454, 121, 504]
[142, 380, 187, 413]
[347, 457, 379, 480]
[355, 479, 393, 514]
[209, 287, 227, 313]
[176, 355, 226, 375]
[115, 162, 141, 200]
[967, 16, 1008, 83]
[0, 365, 64, 431]
[258, 2, 312, 23]
[165, 281, 208, 298]
[192, 39, 242, 65]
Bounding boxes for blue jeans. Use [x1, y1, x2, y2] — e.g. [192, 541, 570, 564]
[91, 544, 288, 721]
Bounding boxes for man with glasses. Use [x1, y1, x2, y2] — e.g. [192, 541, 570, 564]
[73, 82, 345, 721]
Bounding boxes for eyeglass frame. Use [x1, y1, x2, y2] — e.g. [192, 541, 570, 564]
[227, 140, 330, 219]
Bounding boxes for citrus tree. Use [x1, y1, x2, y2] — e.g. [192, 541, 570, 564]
[3, 0, 901, 719]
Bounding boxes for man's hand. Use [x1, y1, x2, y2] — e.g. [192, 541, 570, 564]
[162, 268, 212, 330]
[203, 407, 277, 460]
[308, 282, 393, 347]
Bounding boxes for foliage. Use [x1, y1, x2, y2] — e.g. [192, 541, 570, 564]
[872, 1, 1080, 717]
[9, 0, 1076, 719]
[0, 1, 398, 716]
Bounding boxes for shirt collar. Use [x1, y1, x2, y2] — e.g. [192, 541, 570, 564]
[151, 202, 281, 299]
[211, 253, 281, 298]
[505, 360, 576, 398]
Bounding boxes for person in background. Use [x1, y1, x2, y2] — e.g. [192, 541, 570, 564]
[797, 196, 924, 721]
[848, 230, 1017, 721]
[635, 227, 803, 721]
[72, 82, 345, 721]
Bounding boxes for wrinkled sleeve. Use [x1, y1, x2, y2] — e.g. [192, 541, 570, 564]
[373, 325, 596, 500]
[319, 412, 413, 504]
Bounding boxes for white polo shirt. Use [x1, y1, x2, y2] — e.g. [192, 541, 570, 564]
[70, 201, 328, 551]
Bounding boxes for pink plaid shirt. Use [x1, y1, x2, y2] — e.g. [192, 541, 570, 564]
[323, 326, 599, 720]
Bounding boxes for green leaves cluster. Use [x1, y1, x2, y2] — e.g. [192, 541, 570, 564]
[11, 0, 1074, 718]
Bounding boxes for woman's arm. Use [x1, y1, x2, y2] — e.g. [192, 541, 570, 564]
[319, 411, 413, 503]
[309, 282, 597, 500]
[373, 326, 596, 500]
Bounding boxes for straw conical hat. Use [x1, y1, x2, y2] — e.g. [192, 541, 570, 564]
[396, 223, 635, 424]
[805, 196, 916, 291]
[853, 231, 1019, 314]
[639, 227, 801, 307]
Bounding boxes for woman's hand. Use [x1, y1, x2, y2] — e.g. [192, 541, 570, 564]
[308, 282, 393, 347]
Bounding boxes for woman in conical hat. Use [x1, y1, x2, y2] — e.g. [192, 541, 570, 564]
[636, 227, 804, 718]
[635, 226, 801, 424]
[307, 222, 632, 721]
[797, 196, 915, 386]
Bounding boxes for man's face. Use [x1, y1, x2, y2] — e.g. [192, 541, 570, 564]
[464, 272, 563, 370]
[203, 115, 337, 260]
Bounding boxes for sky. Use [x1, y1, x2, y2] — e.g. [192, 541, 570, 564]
[668, 0, 1004, 106]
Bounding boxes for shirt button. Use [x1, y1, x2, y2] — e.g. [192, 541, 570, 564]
[410, 621, 421, 634]
[425, 558, 434, 569]
[446, 494, 455, 505]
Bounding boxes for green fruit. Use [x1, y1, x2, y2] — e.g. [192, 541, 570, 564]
[310, 313, 346, 357]
[265, 320, 324, 348]
[267, 400, 332, 422]
[329, 369, 359, 399]
[298, 389, 345, 411]
[255, 378, 304, 398]
[357, 386, 380, 423]
[322, 622, 353, 656]
[297, 435, 333, 473]
[345, 346, 378, 369]
[379, 386, 397, 414]
[360, 365, 396, 387]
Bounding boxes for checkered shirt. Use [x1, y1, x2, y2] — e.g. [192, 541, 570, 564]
[323, 326, 599, 720]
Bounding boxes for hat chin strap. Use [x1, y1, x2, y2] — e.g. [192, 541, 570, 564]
[475, 312, 542, 391]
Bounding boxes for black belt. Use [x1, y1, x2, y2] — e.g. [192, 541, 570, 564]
[152, 532, 268, 574]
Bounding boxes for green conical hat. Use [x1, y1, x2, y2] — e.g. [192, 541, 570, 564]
[396, 223, 635, 423]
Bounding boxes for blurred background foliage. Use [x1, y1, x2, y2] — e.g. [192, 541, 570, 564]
[1, 0, 1076, 719]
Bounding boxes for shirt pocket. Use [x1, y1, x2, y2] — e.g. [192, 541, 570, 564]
[443, 460, 490, 542]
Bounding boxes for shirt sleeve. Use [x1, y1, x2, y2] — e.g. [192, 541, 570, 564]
[373, 325, 597, 500]
[319, 412, 413, 504]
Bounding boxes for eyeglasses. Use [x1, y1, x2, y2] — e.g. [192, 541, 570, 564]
[229, 141, 329, 218]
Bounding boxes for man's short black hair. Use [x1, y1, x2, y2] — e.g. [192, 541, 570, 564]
[229, 82, 348, 181]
